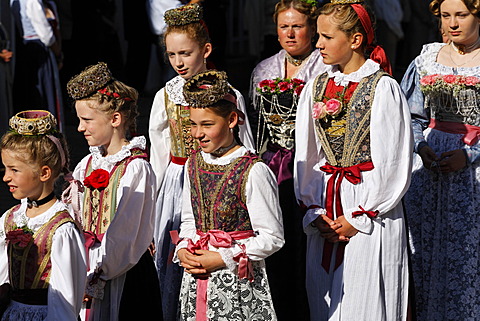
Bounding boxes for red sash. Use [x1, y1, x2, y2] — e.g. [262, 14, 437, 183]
[429, 118, 480, 145]
[319, 161, 376, 272]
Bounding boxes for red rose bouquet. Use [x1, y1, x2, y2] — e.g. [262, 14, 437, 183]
[84, 169, 110, 190]
[257, 77, 306, 96]
[6, 226, 34, 248]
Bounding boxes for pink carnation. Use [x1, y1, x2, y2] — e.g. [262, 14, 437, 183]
[443, 74, 458, 84]
[312, 102, 327, 119]
[420, 74, 439, 86]
[465, 76, 480, 86]
[325, 98, 342, 116]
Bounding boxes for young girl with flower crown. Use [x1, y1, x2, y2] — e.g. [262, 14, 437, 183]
[148, 4, 254, 320]
[293, 1, 413, 320]
[66, 62, 161, 320]
[0, 110, 86, 320]
[174, 70, 284, 320]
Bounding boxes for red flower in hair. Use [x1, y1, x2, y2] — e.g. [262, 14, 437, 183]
[84, 169, 110, 190]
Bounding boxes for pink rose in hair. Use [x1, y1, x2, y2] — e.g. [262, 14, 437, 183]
[312, 102, 327, 119]
[325, 98, 342, 116]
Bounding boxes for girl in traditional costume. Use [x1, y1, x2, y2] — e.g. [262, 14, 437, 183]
[174, 70, 284, 320]
[293, 1, 413, 320]
[401, 0, 480, 319]
[66, 62, 161, 320]
[248, 1, 326, 317]
[148, 4, 254, 320]
[0, 110, 86, 320]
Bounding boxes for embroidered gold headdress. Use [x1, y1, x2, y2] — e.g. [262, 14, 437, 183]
[183, 70, 231, 108]
[9, 110, 58, 136]
[330, 0, 363, 4]
[67, 62, 113, 100]
[164, 3, 203, 26]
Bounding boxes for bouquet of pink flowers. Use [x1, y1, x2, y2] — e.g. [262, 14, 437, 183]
[257, 77, 306, 96]
[420, 74, 480, 96]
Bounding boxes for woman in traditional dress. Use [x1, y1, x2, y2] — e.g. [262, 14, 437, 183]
[294, 1, 412, 320]
[401, 0, 480, 319]
[248, 1, 326, 318]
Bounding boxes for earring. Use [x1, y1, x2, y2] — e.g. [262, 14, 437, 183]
[204, 58, 207, 64]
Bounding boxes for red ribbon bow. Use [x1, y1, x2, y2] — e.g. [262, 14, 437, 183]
[319, 161, 375, 273]
[186, 229, 255, 321]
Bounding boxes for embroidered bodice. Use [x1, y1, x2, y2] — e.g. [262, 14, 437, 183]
[83, 137, 148, 234]
[188, 150, 261, 232]
[4, 207, 75, 290]
[313, 62, 388, 167]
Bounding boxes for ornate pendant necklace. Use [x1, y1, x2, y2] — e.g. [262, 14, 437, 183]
[449, 40, 480, 67]
[27, 191, 55, 208]
[211, 139, 238, 157]
[451, 38, 480, 55]
[285, 51, 313, 67]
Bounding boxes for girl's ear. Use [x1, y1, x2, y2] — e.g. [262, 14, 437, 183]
[204, 43, 213, 59]
[39, 165, 52, 182]
[228, 111, 239, 129]
[350, 32, 364, 50]
[111, 111, 123, 128]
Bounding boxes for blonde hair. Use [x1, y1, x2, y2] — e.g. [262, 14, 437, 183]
[318, 3, 375, 52]
[1, 131, 69, 178]
[86, 80, 139, 135]
[430, 0, 480, 17]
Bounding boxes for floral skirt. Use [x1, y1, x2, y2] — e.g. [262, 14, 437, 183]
[2, 301, 47, 321]
[179, 261, 277, 321]
[404, 128, 480, 321]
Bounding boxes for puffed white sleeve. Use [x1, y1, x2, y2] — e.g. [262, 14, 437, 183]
[48, 222, 87, 320]
[342, 76, 413, 233]
[293, 79, 328, 233]
[0, 213, 8, 285]
[26, 0, 55, 46]
[240, 162, 284, 260]
[233, 87, 256, 152]
[149, 88, 172, 190]
[172, 160, 198, 262]
[90, 159, 157, 279]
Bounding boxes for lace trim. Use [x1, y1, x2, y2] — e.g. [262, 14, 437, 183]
[165, 76, 188, 105]
[415, 43, 480, 77]
[218, 247, 237, 273]
[90, 136, 146, 170]
[327, 59, 380, 86]
[11, 200, 66, 231]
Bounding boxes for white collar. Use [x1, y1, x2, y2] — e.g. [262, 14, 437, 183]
[327, 59, 380, 86]
[90, 136, 146, 170]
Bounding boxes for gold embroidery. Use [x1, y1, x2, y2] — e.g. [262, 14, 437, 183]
[313, 70, 388, 167]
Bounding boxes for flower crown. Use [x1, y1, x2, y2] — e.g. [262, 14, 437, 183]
[183, 70, 230, 108]
[330, 0, 364, 4]
[164, 3, 203, 26]
[300, 0, 318, 7]
[67, 62, 113, 100]
[9, 110, 58, 136]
